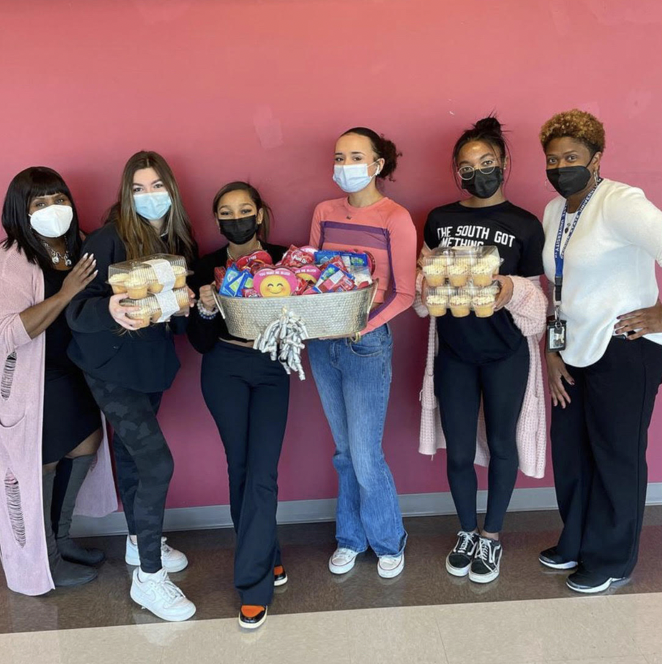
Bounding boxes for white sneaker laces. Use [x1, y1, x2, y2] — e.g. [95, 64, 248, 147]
[455, 531, 475, 554]
[161, 537, 173, 554]
[141, 569, 185, 605]
[379, 555, 400, 566]
[477, 538, 495, 564]
[333, 548, 356, 561]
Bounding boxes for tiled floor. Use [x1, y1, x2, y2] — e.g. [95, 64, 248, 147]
[2, 508, 662, 661]
[3, 595, 662, 663]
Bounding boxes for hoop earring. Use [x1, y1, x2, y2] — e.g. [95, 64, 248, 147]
[594, 169, 599, 184]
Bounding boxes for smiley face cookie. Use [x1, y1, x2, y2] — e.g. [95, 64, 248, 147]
[253, 267, 299, 298]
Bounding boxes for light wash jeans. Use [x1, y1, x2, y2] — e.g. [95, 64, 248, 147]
[308, 324, 407, 557]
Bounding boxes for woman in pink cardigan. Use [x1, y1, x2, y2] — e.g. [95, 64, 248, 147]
[416, 117, 547, 584]
[0, 167, 116, 596]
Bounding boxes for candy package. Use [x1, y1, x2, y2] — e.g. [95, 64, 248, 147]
[220, 266, 253, 297]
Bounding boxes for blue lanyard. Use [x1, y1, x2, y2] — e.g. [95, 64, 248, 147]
[553, 182, 601, 305]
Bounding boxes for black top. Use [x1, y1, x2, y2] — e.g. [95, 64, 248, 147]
[66, 222, 191, 393]
[44, 267, 78, 375]
[424, 201, 545, 364]
[187, 242, 287, 354]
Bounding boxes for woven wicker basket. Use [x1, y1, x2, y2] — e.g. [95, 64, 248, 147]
[212, 282, 378, 340]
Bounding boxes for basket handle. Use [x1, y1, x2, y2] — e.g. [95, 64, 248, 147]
[211, 289, 227, 320]
[367, 279, 379, 310]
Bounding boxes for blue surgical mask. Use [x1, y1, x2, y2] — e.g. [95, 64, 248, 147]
[134, 192, 172, 221]
[333, 161, 381, 194]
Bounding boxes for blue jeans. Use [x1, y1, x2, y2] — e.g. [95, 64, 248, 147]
[308, 325, 407, 557]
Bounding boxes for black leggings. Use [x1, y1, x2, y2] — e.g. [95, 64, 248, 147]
[201, 341, 290, 606]
[434, 340, 529, 533]
[85, 375, 172, 573]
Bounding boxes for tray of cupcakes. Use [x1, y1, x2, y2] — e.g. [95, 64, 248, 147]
[107, 254, 192, 327]
[422, 246, 502, 318]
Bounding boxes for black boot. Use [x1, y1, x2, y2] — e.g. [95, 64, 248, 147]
[43, 468, 98, 587]
[54, 455, 106, 566]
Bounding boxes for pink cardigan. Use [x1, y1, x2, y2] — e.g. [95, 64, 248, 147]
[414, 267, 548, 479]
[0, 244, 117, 596]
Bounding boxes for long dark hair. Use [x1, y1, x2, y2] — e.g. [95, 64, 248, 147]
[212, 181, 273, 242]
[106, 151, 198, 266]
[2, 167, 83, 271]
[341, 127, 401, 180]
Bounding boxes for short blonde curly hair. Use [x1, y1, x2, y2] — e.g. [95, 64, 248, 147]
[539, 109, 605, 153]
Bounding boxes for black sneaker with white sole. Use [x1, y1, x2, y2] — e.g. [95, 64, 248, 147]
[539, 546, 578, 570]
[469, 536, 502, 584]
[566, 566, 629, 594]
[446, 531, 479, 577]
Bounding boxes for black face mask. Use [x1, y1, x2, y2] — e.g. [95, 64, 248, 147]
[546, 155, 596, 198]
[461, 167, 503, 199]
[219, 215, 258, 245]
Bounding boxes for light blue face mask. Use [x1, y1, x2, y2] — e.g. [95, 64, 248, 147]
[332, 161, 381, 194]
[134, 191, 172, 221]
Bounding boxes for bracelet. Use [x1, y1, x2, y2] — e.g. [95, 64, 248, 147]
[196, 299, 218, 319]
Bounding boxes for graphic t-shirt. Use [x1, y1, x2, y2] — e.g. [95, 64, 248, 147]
[424, 201, 545, 363]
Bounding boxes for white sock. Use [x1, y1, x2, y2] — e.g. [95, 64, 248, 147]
[129, 535, 138, 546]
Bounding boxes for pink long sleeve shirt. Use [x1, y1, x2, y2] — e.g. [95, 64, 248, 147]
[309, 196, 417, 334]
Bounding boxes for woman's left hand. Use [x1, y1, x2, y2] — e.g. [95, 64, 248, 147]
[493, 275, 513, 311]
[614, 300, 662, 339]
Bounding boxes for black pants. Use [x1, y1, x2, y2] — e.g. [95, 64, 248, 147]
[85, 375, 172, 573]
[435, 340, 529, 533]
[552, 337, 662, 578]
[201, 341, 290, 606]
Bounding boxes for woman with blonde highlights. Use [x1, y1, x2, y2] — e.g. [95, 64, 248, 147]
[67, 151, 198, 620]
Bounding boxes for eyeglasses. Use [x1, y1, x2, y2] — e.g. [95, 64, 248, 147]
[457, 165, 497, 181]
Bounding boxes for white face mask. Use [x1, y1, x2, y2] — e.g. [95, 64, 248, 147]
[332, 161, 381, 194]
[134, 191, 172, 221]
[29, 205, 73, 238]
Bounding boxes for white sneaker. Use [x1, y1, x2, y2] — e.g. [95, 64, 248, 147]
[130, 568, 196, 622]
[329, 548, 360, 575]
[125, 536, 189, 573]
[378, 552, 405, 579]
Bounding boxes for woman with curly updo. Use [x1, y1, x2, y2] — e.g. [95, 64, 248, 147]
[538, 109, 662, 593]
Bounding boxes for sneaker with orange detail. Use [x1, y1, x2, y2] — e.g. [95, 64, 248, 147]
[274, 565, 288, 587]
[239, 605, 268, 629]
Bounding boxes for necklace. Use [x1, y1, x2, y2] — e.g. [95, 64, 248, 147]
[227, 241, 262, 262]
[42, 241, 72, 267]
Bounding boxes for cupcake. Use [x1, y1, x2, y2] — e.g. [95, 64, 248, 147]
[426, 291, 448, 317]
[422, 260, 446, 287]
[109, 273, 128, 294]
[127, 306, 151, 328]
[450, 293, 471, 318]
[472, 294, 496, 318]
[448, 262, 470, 288]
[125, 273, 148, 299]
[175, 287, 191, 311]
[471, 257, 499, 287]
[173, 265, 187, 289]
[147, 271, 164, 294]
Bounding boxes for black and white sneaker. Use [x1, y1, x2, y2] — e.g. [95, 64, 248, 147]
[539, 546, 578, 570]
[566, 567, 628, 594]
[469, 536, 502, 584]
[446, 531, 479, 577]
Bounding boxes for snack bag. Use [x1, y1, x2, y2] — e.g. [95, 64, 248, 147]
[220, 266, 252, 297]
[312, 265, 355, 293]
[235, 250, 273, 271]
[214, 266, 227, 291]
[279, 245, 316, 269]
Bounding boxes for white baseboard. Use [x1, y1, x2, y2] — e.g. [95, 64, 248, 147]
[70, 483, 662, 538]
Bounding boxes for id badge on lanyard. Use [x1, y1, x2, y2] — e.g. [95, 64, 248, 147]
[546, 184, 600, 353]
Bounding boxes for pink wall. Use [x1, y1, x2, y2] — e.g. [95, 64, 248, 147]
[2, 0, 662, 508]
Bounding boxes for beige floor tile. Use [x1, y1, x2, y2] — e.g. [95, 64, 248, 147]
[435, 596, 640, 664]
[160, 611, 351, 664]
[645, 654, 662, 663]
[609, 594, 662, 655]
[0, 631, 65, 664]
[344, 605, 448, 664]
[548, 658, 647, 664]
